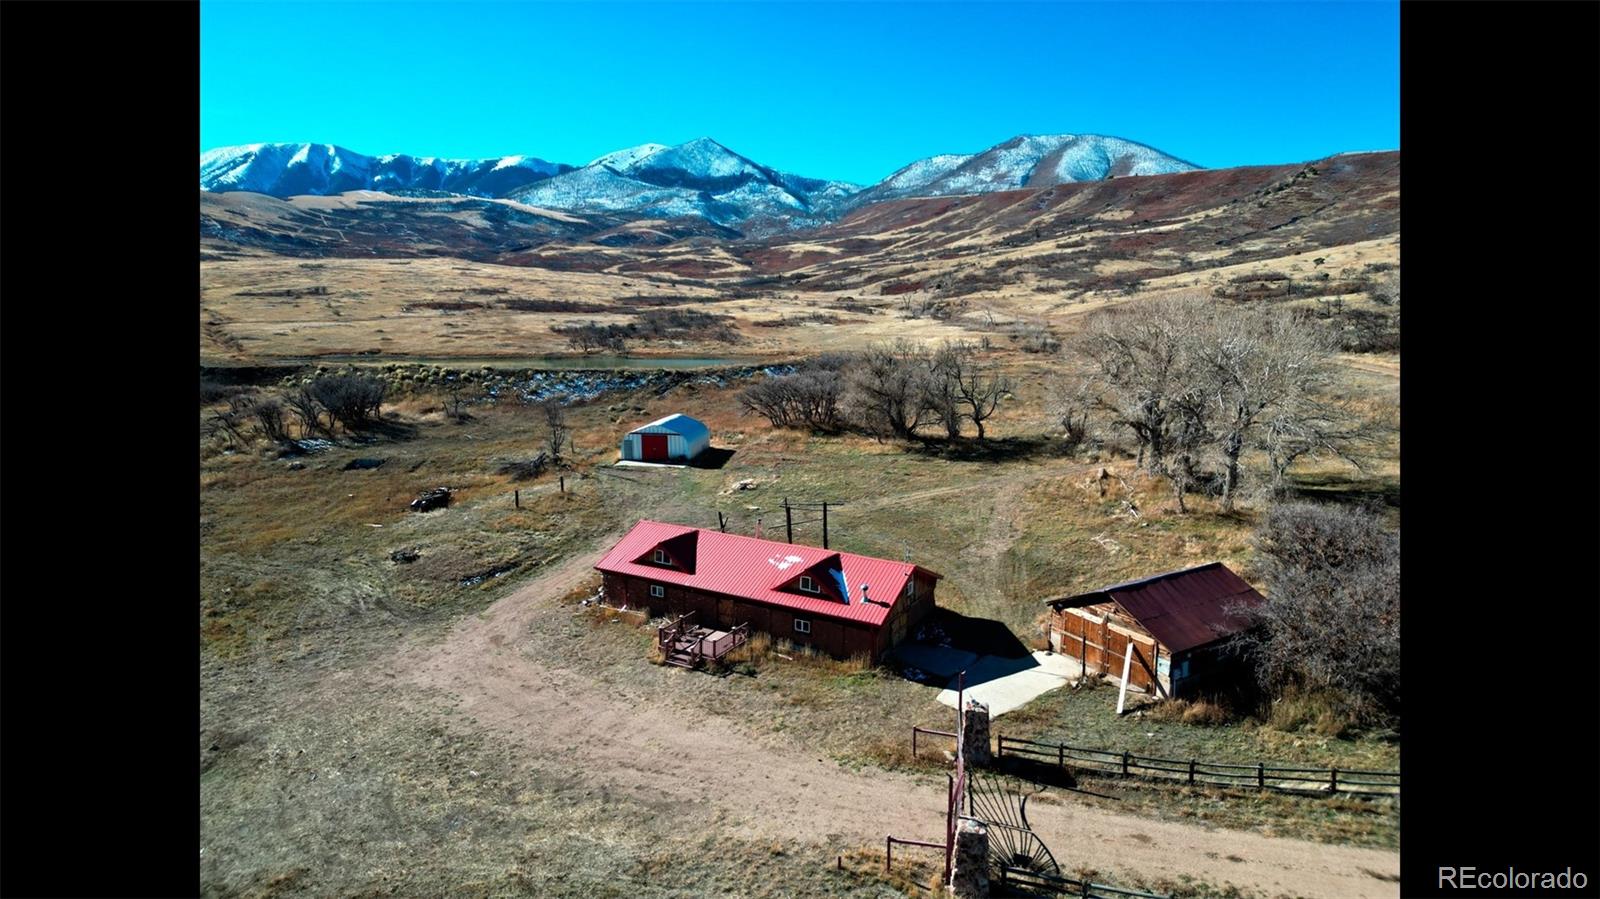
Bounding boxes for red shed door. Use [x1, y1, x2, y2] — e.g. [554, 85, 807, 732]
[641, 433, 668, 461]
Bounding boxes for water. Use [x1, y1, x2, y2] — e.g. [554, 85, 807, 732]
[210, 354, 760, 371]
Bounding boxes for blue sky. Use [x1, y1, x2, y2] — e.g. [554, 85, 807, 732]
[201, 1, 1398, 185]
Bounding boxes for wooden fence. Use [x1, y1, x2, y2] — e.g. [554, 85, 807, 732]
[996, 866, 1169, 899]
[995, 735, 1399, 795]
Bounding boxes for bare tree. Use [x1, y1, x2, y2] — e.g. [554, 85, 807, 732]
[206, 394, 255, 449]
[1076, 295, 1369, 512]
[947, 340, 1013, 440]
[1258, 394, 1373, 495]
[842, 338, 933, 441]
[542, 398, 570, 461]
[924, 342, 965, 439]
[1046, 376, 1094, 449]
[442, 375, 473, 422]
[1195, 305, 1335, 512]
[310, 373, 387, 433]
[1228, 502, 1399, 720]
[286, 386, 327, 439]
[1077, 294, 1210, 473]
[739, 363, 843, 432]
[250, 397, 291, 445]
[556, 321, 628, 355]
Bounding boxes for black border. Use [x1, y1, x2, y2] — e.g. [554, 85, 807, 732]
[1398, 2, 1600, 896]
[3, 2, 1597, 897]
[2, 2, 200, 897]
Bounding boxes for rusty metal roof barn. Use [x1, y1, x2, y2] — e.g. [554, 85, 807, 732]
[1044, 562, 1266, 653]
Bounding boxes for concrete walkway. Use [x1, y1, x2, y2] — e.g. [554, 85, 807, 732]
[934, 651, 1080, 716]
[891, 643, 1083, 717]
[891, 642, 979, 680]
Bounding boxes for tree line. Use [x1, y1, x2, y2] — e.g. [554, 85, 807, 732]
[205, 372, 387, 449]
[738, 339, 1014, 441]
[1052, 293, 1372, 512]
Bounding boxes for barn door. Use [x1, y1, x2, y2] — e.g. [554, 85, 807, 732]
[641, 434, 668, 461]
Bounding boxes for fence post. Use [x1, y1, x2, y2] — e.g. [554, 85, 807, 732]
[1081, 874, 1091, 898]
[560, 475, 565, 493]
[885, 836, 891, 873]
[1058, 743, 1065, 770]
[913, 728, 918, 758]
[1257, 763, 1265, 789]
[1122, 750, 1131, 777]
[1330, 768, 1339, 793]
[514, 489, 520, 508]
[1188, 759, 1196, 785]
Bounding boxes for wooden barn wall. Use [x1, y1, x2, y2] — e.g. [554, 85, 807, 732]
[1048, 605, 1165, 694]
[874, 572, 938, 659]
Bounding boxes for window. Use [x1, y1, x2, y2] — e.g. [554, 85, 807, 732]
[652, 549, 667, 564]
[903, 581, 915, 598]
[798, 575, 819, 594]
[650, 584, 664, 598]
[793, 618, 811, 635]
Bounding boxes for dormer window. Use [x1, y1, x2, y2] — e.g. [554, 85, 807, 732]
[904, 581, 915, 598]
[798, 575, 820, 594]
[653, 549, 668, 565]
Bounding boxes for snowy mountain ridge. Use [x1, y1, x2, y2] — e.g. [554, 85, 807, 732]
[199, 143, 573, 200]
[200, 133, 1201, 233]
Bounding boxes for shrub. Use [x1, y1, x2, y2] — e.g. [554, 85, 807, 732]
[200, 378, 248, 406]
[309, 372, 386, 432]
[552, 320, 629, 354]
[1230, 503, 1399, 722]
[739, 367, 842, 431]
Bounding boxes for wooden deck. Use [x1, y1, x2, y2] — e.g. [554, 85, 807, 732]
[658, 612, 749, 669]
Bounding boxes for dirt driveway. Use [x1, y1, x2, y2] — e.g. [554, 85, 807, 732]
[385, 539, 1399, 899]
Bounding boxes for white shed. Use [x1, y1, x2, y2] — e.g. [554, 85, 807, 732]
[620, 413, 710, 462]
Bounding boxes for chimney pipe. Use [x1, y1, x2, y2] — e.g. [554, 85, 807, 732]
[860, 583, 870, 605]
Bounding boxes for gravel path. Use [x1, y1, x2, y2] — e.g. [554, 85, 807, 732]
[389, 534, 1400, 899]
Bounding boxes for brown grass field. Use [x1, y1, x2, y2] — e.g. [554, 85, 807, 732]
[200, 155, 1400, 898]
[201, 349, 1398, 898]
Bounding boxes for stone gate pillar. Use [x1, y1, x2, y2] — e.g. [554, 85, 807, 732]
[963, 699, 993, 767]
[947, 817, 990, 897]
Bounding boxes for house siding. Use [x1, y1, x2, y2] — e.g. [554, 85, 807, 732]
[602, 571, 909, 662]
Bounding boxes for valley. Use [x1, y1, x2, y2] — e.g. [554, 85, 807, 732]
[201, 141, 1400, 898]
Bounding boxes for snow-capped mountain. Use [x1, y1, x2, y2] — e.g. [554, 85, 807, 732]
[511, 138, 862, 233]
[199, 133, 1200, 234]
[199, 143, 573, 198]
[845, 134, 1199, 209]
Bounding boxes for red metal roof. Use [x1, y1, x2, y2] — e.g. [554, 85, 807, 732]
[595, 520, 941, 627]
[1045, 562, 1265, 653]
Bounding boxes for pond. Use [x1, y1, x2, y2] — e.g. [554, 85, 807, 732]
[206, 354, 762, 371]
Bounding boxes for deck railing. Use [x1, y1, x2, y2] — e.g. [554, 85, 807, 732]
[656, 611, 696, 652]
[703, 622, 750, 661]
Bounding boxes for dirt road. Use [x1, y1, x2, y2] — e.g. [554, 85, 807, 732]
[388, 538, 1399, 899]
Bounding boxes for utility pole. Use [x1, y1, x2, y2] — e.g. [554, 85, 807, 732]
[822, 501, 829, 549]
[717, 511, 726, 533]
[784, 498, 793, 544]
